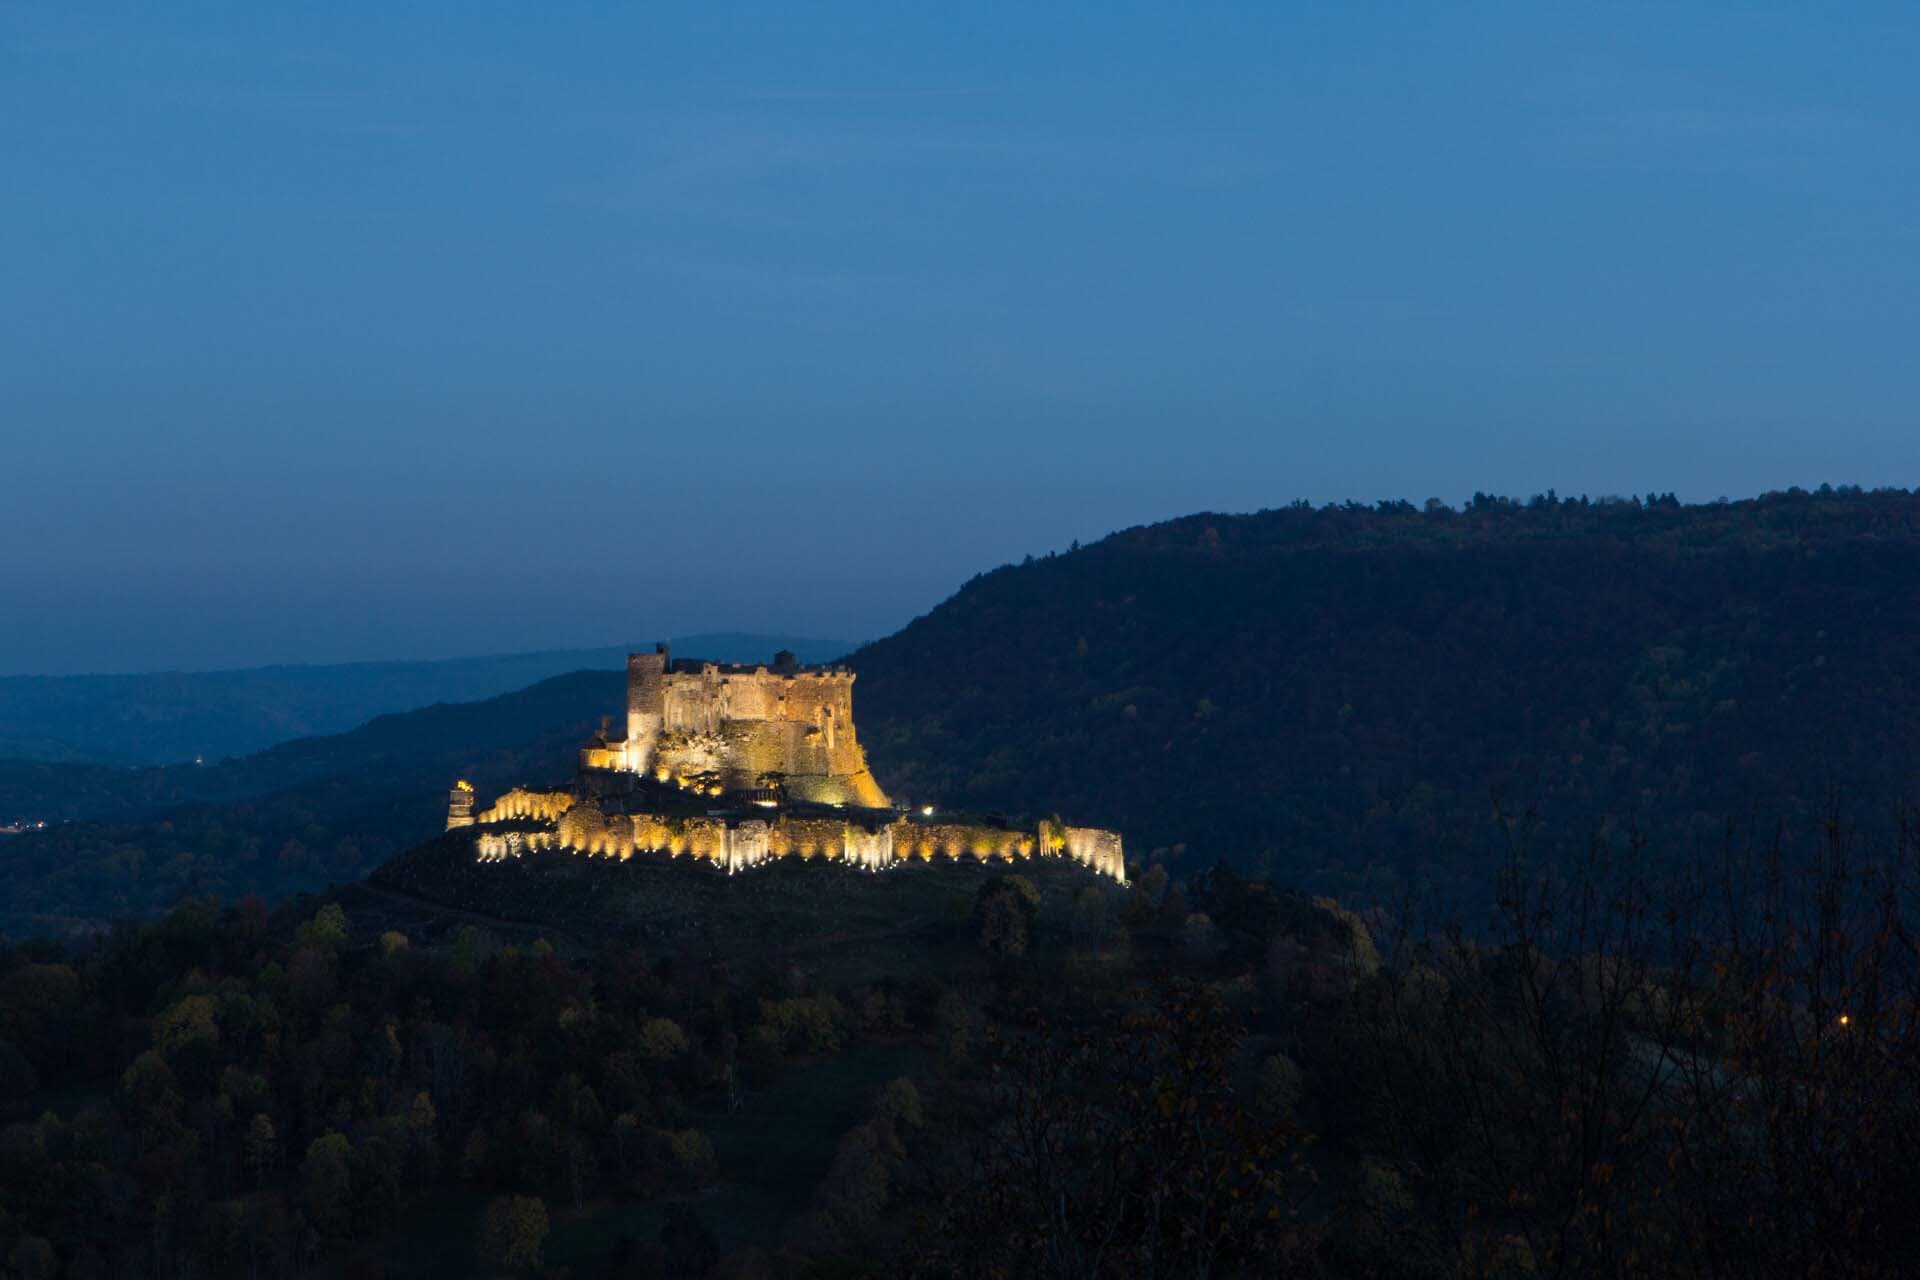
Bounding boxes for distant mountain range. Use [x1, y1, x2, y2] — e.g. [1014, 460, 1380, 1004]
[0, 633, 854, 767]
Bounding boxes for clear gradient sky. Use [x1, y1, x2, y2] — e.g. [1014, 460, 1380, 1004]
[5, 3, 1918, 674]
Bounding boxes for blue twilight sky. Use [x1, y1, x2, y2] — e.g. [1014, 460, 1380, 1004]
[4, 3, 1919, 674]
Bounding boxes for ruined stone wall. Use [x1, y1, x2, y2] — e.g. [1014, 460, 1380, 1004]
[890, 822, 1036, 863]
[467, 790, 1123, 883]
[766, 818, 847, 860]
[1065, 827, 1127, 882]
[843, 824, 893, 871]
[727, 819, 771, 872]
[478, 788, 575, 825]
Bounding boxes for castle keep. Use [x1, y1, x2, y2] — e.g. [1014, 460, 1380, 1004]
[453, 645, 1126, 883]
[582, 646, 890, 808]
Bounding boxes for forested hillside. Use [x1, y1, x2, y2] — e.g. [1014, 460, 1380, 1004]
[851, 488, 1920, 900]
[0, 672, 619, 937]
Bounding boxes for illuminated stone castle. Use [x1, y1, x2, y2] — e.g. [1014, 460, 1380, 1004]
[581, 645, 889, 808]
[452, 645, 1126, 883]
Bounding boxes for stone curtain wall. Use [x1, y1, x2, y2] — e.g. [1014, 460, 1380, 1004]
[477, 788, 575, 825]
[1064, 826, 1127, 881]
[472, 806, 1124, 883]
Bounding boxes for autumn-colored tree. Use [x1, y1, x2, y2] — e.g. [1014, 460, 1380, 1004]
[482, 1194, 550, 1271]
[153, 994, 219, 1052]
[295, 903, 348, 950]
[669, 1128, 718, 1188]
[637, 1016, 689, 1063]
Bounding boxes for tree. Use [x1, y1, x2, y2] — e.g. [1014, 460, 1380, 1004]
[295, 903, 348, 950]
[1353, 814, 1920, 1278]
[1255, 1053, 1304, 1123]
[153, 994, 219, 1052]
[975, 878, 1035, 958]
[0, 1038, 36, 1097]
[244, 1113, 278, 1187]
[482, 1195, 550, 1271]
[637, 1017, 689, 1063]
[6, 1237, 55, 1280]
[669, 1128, 718, 1188]
[120, 1049, 183, 1142]
[661, 1204, 719, 1278]
[0, 964, 80, 1071]
[924, 979, 1317, 1276]
[300, 1132, 354, 1237]
[1069, 885, 1113, 944]
[877, 1077, 924, 1131]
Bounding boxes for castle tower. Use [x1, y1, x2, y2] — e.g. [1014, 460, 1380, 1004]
[446, 780, 476, 830]
[623, 644, 669, 773]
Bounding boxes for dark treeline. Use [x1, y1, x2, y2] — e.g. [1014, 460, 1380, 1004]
[852, 486, 1920, 901]
[0, 671, 618, 937]
[2, 807, 1915, 1277]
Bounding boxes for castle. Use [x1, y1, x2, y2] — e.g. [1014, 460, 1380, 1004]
[451, 644, 1126, 882]
[580, 646, 889, 808]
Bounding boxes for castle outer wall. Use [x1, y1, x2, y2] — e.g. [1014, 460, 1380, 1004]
[471, 791, 1126, 883]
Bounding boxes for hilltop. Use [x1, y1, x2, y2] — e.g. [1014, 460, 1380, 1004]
[850, 487, 1920, 899]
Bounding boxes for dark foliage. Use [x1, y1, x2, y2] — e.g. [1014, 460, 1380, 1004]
[0, 671, 621, 937]
[852, 487, 1920, 897]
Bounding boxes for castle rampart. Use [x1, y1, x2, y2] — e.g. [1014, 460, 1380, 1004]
[473, 805, 1124, 882]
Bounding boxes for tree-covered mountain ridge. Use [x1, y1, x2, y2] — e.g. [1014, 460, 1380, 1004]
[850, 486, 1920, 900]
